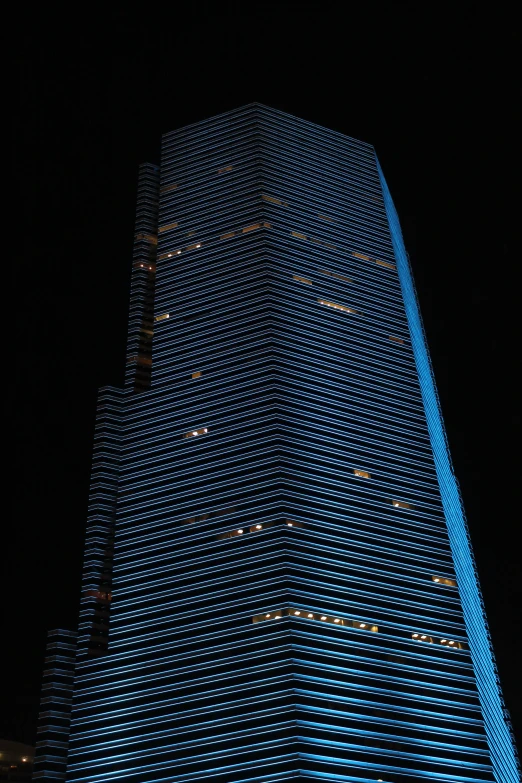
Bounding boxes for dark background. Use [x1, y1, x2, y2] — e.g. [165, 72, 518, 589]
[10, 2, 521, 754]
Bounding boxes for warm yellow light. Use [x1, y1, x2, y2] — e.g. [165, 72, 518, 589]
[237, 529, 243, 534]
[413, 633, 419, 638]
[359, 623, 366, 628]
[294, 611, 301, 615]
[256, 524, 262, 529]
[307, 613, 314, 618]
[320, 615, 327, 621]
[265, 614, 271, 618]
[334, 618, 340, 623]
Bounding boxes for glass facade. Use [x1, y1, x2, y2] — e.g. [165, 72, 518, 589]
[63, 105, 519, 782]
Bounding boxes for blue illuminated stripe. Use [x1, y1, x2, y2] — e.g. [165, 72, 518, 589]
[378, 160, 520, 782]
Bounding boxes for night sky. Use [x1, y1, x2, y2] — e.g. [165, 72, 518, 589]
[10, 4, 520, 753]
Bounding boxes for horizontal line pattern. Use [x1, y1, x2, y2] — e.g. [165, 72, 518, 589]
[63, 105, 517, 783]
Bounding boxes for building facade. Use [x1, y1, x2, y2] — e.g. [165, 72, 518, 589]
[61, 106, 519, 782]
[33, 629, 77, 780]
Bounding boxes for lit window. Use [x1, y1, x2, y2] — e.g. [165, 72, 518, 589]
[319, 268, 352, 283]
[135, 232, 158, 245]
[291, 231, 307, 239]
[217, 165, 233, 173]
[389, 335, 404, 344]
[318, 299, 357, 314]
[285, 520, 303, 528]
[183, 513, 209, 525]
[293, 275, 313, 285]
[412, 633, 433, 643]
[252, 607, 375, 631]
[159, 222, 178, 234]
[160, 183, 177, 193]
[262, 221, 271, 228]
[318, 214, 334, 222]
[127, 354, 152, 366]
[191, 371, 201, 379]
[353, 252, 370, 261]
[261, 194, 288, 206]
[391, 500, 413, 510]
[218, 522, 274, 540]
[432, 575, 457, 587]
[155, 313, 170, 322]
[354, 469, 370, 479]
[186, 242, 202, 251]
[242, 223, 261, 233]
[376, 259, 396, 270]
[440, 639, 465, 649]
[220, 231, 235, 239]
[217, 528, 245, 540]
[183, 427, 208, 439]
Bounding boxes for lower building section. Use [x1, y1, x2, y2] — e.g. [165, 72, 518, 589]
[33, 629, 77, 781]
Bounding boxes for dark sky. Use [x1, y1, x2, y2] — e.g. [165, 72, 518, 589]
[10, 3, 521, 753]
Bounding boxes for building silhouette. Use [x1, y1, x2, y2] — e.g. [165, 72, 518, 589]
[50, 106, 520, 782]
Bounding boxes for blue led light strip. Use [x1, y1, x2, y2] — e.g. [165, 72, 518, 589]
[378, 159, 521, 783]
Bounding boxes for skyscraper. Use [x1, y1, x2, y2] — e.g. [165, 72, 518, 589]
[61, 105, 519, 782]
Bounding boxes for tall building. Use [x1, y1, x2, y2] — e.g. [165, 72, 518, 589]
[60, 106, 519, 782]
